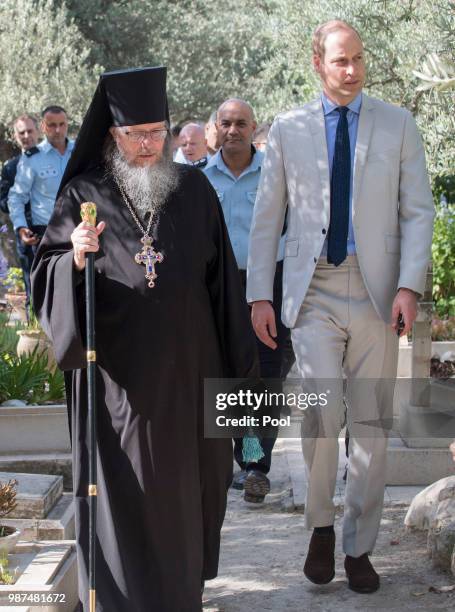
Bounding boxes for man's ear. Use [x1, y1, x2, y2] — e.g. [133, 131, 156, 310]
[313, 53, 322, 74]
[109, 126, 117, 141]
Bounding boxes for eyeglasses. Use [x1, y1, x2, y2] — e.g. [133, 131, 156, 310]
[123, 129, 169, 143]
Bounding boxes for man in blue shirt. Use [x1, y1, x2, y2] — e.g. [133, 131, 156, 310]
[0, 114, 40, 306]
[8, 105, 74, 251]
[204, 98, 289, 503]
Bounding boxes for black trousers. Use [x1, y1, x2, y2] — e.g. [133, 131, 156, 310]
[15, 224, 46, 313]
[15, 234, 34, 308]
[234, 261, 292, 474]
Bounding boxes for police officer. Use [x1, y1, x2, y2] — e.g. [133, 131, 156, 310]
[0, 114, 40, 305]
[204, 98, 291, 504]
[8, 105, 74, 255]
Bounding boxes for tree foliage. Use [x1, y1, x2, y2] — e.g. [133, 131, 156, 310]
[0, 0, 99, 134]
[432, 203, 455, 317]
[0, 0, 452, 178]
[62, 0, 271, 122]
[253, 0, 454, 178]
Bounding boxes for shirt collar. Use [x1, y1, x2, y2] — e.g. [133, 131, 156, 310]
[40, 138, 73, 155]
[40, 139, 53, 154]
[321, 91, 362, 116]
[205, 145, 263, 177]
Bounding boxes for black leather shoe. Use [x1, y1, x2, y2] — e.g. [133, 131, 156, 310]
[243, 469, 270, 503]
[303, 531, 335, 584]
[231, 470, 247, 490]
[344, 554, 380, 593]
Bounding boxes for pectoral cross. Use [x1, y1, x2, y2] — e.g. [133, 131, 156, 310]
[134, 236, 164, 288]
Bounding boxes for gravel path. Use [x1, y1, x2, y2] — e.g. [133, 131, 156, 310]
[203, 443, 455, 612]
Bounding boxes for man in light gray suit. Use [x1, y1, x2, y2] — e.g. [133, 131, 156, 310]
[247, 20, 434, 593]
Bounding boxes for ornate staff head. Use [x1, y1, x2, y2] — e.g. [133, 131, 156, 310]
[81, 202, 97, 227]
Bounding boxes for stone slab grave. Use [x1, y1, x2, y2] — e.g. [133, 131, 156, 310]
[0, 403, 72, 489]
[0, 455, 73, 491]
[0, 541, 78, 612]
[0, 472, 74, 541]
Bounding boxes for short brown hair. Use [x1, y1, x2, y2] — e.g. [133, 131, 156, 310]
[312, 20, 362, 59]
[13, 114, 38, 129]
[41, 105, 67, 118]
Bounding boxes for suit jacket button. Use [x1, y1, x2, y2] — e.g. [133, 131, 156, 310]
[313, 257, 317, 263]
[322, 228, 326, 234]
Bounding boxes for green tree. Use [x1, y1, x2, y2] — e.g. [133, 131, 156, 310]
[151, 0, 272, 122]
[62, 0, 155, 69]
[0, 0, 99, 138]
[63, 0, 271, 122]
[253, 0, 454, 177]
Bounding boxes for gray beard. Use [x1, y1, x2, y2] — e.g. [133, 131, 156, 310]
[104, 139, 179, 220]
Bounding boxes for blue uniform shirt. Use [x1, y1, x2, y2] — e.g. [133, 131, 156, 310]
[204, 147, 284, 270]
[321, 91, 362, 256]
[8, 138, 74, 230]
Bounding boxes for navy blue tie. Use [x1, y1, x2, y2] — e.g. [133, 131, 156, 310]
[327, 106, 350, 266]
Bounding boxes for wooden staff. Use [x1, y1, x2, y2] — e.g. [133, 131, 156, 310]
[80, 202, 98, 612]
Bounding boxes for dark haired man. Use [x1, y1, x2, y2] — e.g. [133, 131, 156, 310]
[8, 105, 74, 250]
[1, 114, 40, 305]
[204, 98, 289, 504]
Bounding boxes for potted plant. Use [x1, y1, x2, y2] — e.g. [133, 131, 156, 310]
[0, 479, 20, 555]
[1, 267, 27, 323]
[0, 348, 65, 406]
[16, 304, 56, 369]
[0, 346, 69, 461]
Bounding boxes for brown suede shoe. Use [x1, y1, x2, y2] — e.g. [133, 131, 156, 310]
[344, 554, 380, 593]
[303, 532, 335, 584]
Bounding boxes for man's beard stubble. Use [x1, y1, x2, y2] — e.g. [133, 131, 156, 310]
[104, 136, 179, 220]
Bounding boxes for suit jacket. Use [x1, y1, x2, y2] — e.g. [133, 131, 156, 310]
[246, 93, 434, 327]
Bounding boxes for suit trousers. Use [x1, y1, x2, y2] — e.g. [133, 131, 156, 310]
[291, 256, 398, 557]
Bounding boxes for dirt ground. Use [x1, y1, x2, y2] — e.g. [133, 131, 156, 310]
[203, 447, 455, 612]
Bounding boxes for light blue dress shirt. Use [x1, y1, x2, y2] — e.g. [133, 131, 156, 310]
[8, 138, 74, 230]
[321, 91, 362, 256]
[204, 147, 284, 270]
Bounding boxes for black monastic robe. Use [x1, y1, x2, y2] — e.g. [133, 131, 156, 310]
[32, 164, 259, 612]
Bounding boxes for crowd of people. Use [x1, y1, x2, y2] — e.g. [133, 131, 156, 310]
[0, 17, 440, 612]
[0, 107, 73, 308]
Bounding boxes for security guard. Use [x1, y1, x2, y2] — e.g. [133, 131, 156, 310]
[8, 105, 74, 249]
[0, 114, 40, 305]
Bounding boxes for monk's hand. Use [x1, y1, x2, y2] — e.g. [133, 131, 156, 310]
[251, 300, 277, 349]
[391, 288, 418, 337]
[71, 221, 106, 271]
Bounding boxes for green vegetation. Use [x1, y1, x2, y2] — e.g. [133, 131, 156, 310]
[0, 348, 65, 405]
[0, 479, 18, 584]
[0, 313, 22, 354]
[0, 1, 453, 322]
[432, 203, 455, 317]
[0, 313, 65, 405]
[0, 1, 452, 173]
[0, 268, 25, 294]
[0, 554, 15, 585]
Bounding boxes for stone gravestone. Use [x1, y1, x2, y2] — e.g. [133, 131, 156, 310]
[386, 264, 455, 484]
[400, 265, 455, 449]
[0, 472, 74, 541]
